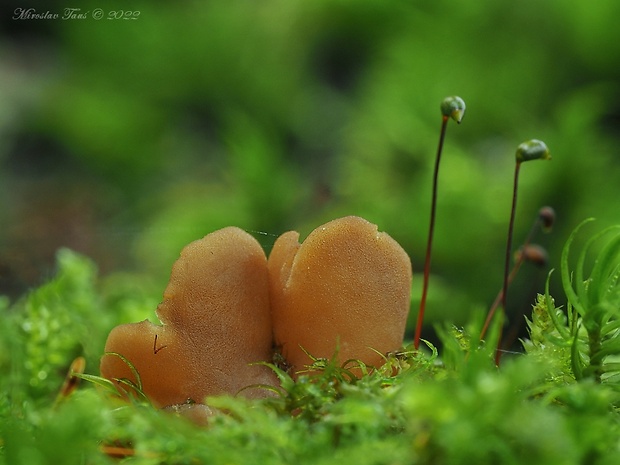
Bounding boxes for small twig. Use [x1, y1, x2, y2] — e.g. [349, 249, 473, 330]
[153, 334, 168, 354]
[54, 356, 86, 406]
[100, 444, 160, 460]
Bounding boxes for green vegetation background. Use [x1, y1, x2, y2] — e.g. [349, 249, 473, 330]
[1, 1, 620, 463]
[2, 0, 620, 329]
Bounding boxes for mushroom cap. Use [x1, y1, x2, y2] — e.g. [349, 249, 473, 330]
[100, 227, 277, 408]
[268, 216, 412, 374]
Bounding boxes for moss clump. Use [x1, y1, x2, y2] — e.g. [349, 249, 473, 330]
[2, 224, 620, 464]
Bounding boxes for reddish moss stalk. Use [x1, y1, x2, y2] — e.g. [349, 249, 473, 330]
[414, 115, 449, 350]
[414, 96, 465, 350]
[493, 140, 550, 364]
[481, 206, 554, 341]
[494, 161, 522, 364]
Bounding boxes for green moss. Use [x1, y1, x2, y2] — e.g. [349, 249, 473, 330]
[2, 223, 620, 464]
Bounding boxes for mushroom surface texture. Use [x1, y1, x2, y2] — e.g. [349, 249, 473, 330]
[268, 216, 412, 375]
[100, 227, 277, 408]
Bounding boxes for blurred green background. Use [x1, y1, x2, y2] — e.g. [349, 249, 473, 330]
[1, 0, 619, 342]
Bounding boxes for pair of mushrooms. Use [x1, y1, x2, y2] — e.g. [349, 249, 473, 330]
[100, 216, 412, 410]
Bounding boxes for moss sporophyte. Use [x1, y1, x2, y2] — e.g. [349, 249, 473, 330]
[413, 96, 466, 351]
[493, 140, 551, 364]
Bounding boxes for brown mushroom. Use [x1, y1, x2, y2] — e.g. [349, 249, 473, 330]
[268, 216, 412, 375]
[100, 227, 277, 408]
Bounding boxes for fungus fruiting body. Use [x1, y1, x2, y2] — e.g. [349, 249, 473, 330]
[100, 227, 277, 408]
[268, 216, 412, 374]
